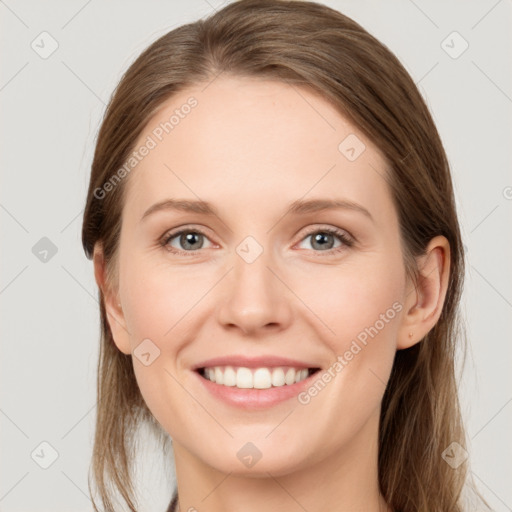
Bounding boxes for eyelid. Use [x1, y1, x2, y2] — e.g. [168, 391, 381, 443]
[293, 225, 354, 252]
[296, 224, 353, 241]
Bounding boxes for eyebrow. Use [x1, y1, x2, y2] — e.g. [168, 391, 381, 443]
[141, 197, 373, 222]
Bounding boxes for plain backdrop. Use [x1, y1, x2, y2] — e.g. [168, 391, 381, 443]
[1, 1, 511, 511]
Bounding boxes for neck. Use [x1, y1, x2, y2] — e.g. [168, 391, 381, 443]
[172, 409, 391, 512]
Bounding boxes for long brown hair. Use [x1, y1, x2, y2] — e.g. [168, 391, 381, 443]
[82, 1, 488, 510]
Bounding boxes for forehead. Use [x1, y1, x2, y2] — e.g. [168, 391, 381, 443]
[123, 76, 394, 225]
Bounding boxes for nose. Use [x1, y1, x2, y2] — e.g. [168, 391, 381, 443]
[216, 246, 293, 336]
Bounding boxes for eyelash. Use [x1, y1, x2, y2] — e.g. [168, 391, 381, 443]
[159, 225, 354, 257]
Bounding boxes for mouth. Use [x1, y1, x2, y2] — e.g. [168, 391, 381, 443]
[191, 355, 324, 409]
[196, 366, 321, 389]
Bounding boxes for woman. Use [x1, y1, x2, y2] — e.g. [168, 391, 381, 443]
[81, 1, 489, 510]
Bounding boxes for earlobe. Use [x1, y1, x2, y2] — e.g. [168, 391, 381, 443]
[92, 243, 132, 355]
[397, 236, 451, 350]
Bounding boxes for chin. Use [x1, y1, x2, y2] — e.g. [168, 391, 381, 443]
[197, 437, 314, 477]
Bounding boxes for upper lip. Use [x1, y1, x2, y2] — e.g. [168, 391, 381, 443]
[192, 355, 321, 370]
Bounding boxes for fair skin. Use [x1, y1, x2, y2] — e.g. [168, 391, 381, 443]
[93, 76, 450, 512]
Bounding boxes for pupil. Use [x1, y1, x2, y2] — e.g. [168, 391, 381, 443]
[183, 232, 202, 249]
[313, 232, 333, 250]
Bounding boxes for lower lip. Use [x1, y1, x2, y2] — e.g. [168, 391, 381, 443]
[193, 370, 319, 410]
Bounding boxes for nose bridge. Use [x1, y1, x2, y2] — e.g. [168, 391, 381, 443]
[216, 233, 291, 333]
[234, 235, 273, 296]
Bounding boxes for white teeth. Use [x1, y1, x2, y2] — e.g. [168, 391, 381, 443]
[253, 368, 272, 389]
[236, 367, 253, 388]
[214, 367, 224, 385]
[223, 366, 236, 386]
[271, 368, 285, 387]
[201, 366, 313, 389]
[295, 369, 308, 383]
[285, 368, 296, 385]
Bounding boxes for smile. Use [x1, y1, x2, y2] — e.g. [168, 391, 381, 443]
[198, 366, 320, 389]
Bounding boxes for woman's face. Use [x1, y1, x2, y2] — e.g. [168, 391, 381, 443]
[107, 75, 413, 476]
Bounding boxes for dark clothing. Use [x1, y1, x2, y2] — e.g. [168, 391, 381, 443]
[166, 490, 178, 512]
[165, 489, 397, 511]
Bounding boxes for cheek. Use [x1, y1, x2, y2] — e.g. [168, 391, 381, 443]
[280, 257, 403, 455]
[287, 253, 404, 423]
[291, 254, 405, 353]
[118, 257, 206, 424]
[120, 255, 204, 342]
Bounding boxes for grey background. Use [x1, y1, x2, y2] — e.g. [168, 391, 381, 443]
[1, 1, 511, 511]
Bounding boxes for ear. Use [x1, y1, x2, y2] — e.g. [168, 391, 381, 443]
[93, 243, 131, 355]
[397, 235, 451, 350]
